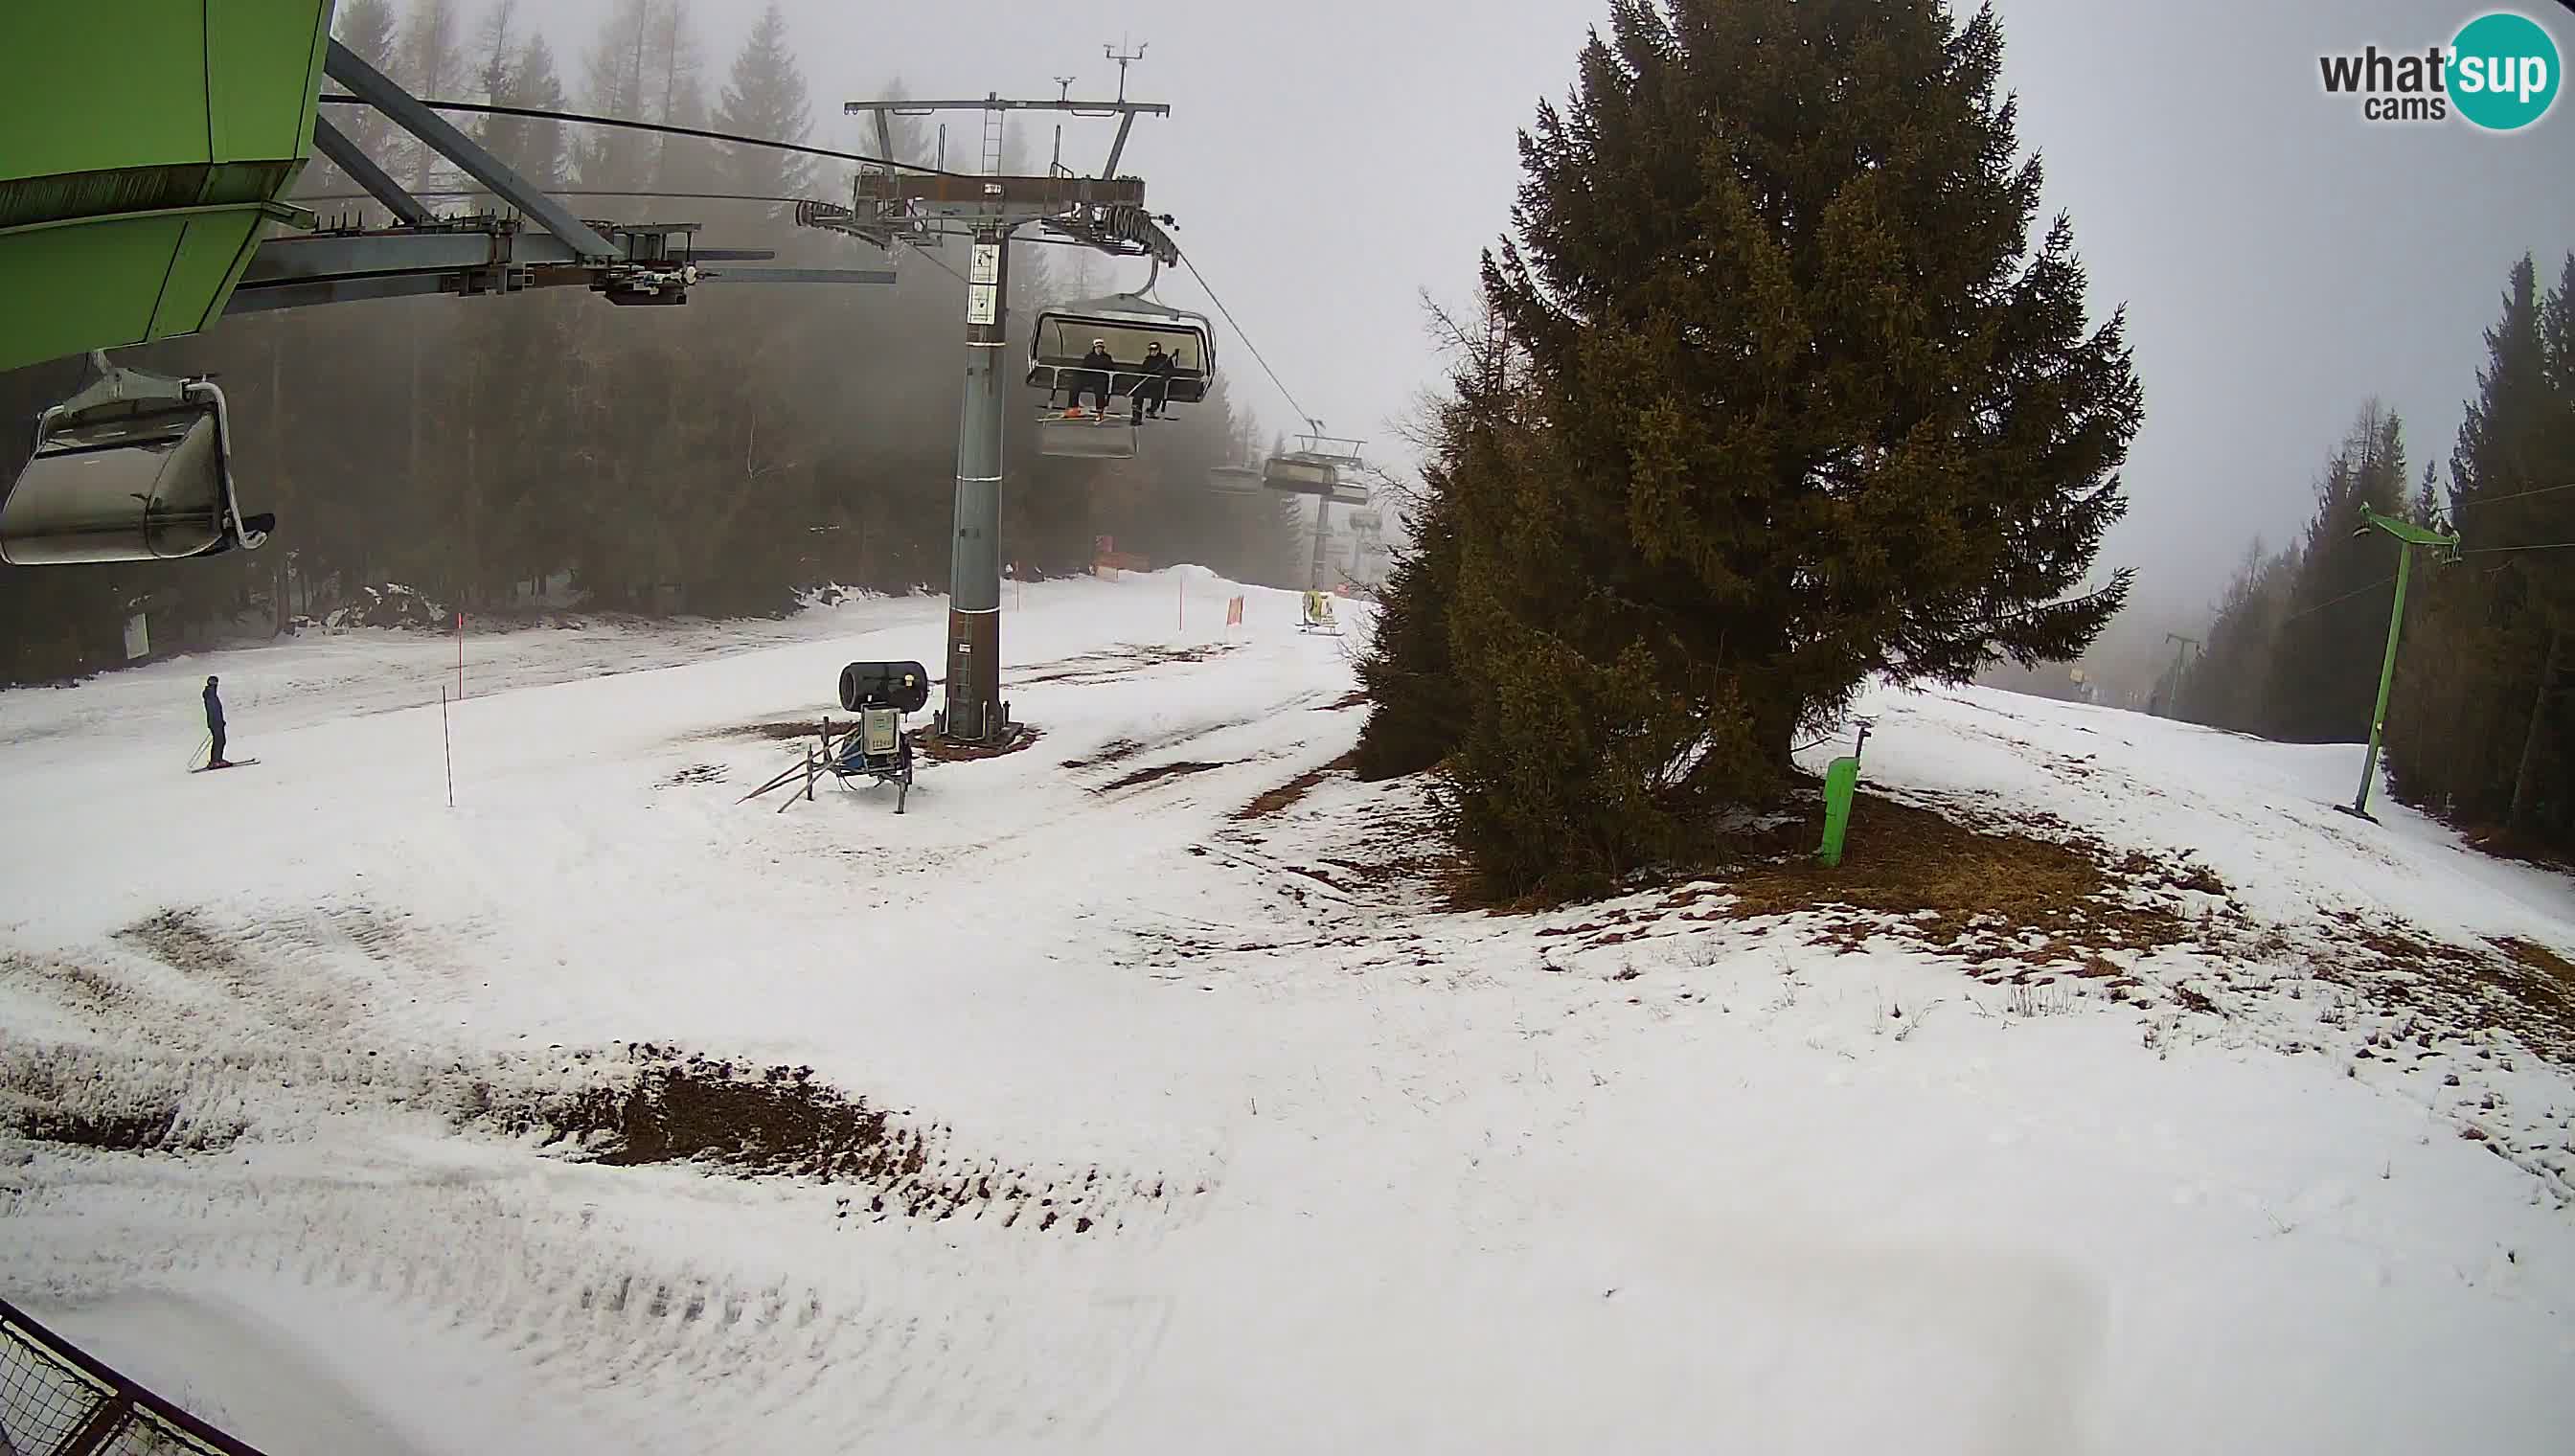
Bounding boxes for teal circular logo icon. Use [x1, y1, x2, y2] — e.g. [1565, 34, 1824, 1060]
[2450, 11, 2561, 130]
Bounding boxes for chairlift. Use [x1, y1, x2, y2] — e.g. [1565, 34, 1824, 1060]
[1208, 465, 1265, 495]
[0, 354, 272, 566]
[1028, 258, 1214, 459]
[1260, 426, 1370, 499]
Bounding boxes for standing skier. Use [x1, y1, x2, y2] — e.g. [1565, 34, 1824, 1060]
[202, 675, 228, 768]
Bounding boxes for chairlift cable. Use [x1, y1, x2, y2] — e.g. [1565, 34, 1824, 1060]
[2451, 481, 2575, 509]
[1172, 246, 1317, 436]
[2460, 538, 2575, 555]
[313, 94, 968, 177]
[2277, 573, 2397, 624]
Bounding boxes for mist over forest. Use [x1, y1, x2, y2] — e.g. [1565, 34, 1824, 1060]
[0, 0, 1319, 682]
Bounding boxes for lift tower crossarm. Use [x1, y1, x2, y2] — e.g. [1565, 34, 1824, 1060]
[852, 173, 1147, 213]
[842, 95, 1168, 182]
[843, 98, 1170, 118]
[843, 175, 1178, 267]
[2359, 508, 2461, 551]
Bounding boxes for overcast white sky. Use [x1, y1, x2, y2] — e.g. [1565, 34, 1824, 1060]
[533, 0, 2573, 614]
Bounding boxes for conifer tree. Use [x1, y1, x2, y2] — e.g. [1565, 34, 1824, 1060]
[714, 5, 814, 216]
[2268, 402, 2410, 743]
[1415, 0, 2142, 897]
[397, 0, 467, 192]
[2386, 254, 2575, 836]
[302, 0, 403, 220]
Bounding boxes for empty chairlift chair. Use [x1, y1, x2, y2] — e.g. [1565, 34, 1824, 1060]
[1027, 284, 1215, 461]
[1258, 429, 1369, 499]
[0, 353, 272, 565]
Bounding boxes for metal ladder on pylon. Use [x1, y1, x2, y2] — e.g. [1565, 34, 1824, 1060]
[979, 99, 1005, 175]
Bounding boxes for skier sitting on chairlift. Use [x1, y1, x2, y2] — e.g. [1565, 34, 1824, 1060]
[1131, 341, 1174, 422]
[1066, 340, 1117, 414]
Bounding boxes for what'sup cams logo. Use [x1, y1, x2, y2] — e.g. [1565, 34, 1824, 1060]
[2318, 10, 2562, 129]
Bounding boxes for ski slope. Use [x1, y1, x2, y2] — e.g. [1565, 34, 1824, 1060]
[3, 567, 2573, 1455]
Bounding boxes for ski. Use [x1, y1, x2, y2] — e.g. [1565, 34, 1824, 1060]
[191, 758, 261, 773]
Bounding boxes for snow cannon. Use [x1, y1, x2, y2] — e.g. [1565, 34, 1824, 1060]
[1, 354, 271, 566]
[839, 661, 931, 717]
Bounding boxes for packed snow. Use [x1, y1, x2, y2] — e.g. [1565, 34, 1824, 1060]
[3, 566, 2573, 1454]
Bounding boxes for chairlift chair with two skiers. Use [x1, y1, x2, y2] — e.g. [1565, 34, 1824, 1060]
[1027, 259, 1214, 461]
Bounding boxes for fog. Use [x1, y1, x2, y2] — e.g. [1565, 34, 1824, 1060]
[10, 0, 2569, 648]
[522, 0, 2567, 608]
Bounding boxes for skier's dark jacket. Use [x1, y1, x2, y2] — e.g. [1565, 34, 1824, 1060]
[203, 682, 224, 731]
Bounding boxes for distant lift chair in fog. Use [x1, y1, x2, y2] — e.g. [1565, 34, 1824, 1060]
[1028, 261, 1214, 461]
[1259, 425, 1371, 593]
[0, 353, 272, 565]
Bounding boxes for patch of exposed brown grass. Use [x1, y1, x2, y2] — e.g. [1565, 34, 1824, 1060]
[1465, 788, 2232, 984]
[917, 723, 1044, 762]
[1060, 738, 1144, 771]
[2495, 936, 2575, 987]
[1099, 760, 1235, 793]
[1667, 791, 2210, 975]
[1234, 752, 1356, 821]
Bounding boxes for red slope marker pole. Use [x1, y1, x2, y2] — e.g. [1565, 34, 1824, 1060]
[441, 686, 455, 808]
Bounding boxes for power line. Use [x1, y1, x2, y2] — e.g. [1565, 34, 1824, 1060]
[1174, 246, 1315, 433]
[314, 93, 965, 177]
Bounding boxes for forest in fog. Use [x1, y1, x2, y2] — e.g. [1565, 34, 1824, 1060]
[0, 0, 1311, 683]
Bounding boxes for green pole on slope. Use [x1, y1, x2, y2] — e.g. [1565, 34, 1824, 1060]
[2345, 507, 2460, 821]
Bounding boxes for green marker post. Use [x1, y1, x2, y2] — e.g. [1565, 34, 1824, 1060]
[1817, 756, 1861, 868]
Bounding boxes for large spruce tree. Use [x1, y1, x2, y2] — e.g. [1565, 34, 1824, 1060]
[712, 4, 813, 215]
[2386, 253, 2575, 838]
[1422, 0, 2140, 897]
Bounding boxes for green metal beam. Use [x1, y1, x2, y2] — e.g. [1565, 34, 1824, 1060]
[0, 2, 336, 375]
[2359, 506, 2461, 552]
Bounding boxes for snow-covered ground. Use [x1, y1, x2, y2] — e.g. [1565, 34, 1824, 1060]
[3, 567, 2573, 1454]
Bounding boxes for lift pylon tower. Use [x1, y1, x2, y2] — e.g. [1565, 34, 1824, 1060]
[824, 71, 1181, 746]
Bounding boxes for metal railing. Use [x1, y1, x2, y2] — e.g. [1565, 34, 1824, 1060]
[1027, 363, 1187, 410]
[0, 1297, 268, 1456]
